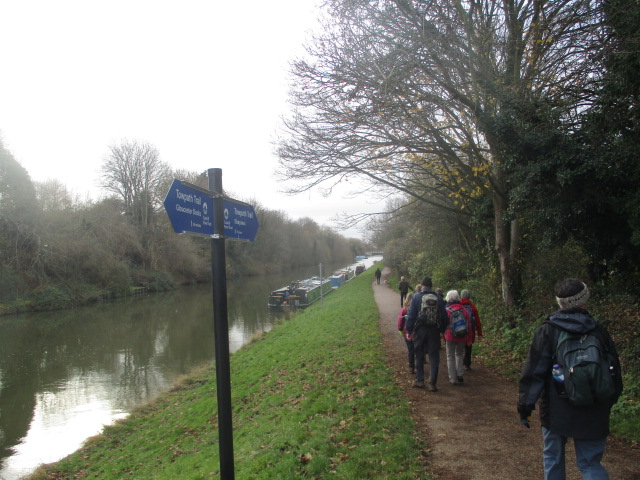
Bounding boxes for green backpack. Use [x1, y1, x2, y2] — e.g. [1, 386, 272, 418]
[555, 329, 615, 407]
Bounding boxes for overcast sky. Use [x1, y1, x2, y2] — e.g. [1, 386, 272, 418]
[0, 0, 385, 240]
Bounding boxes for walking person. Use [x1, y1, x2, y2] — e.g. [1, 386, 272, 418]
[518, 278, 623, 480]
[406, 277, 447, 392]
[397, 292, 415, 374]
[398, 276, 410, 307]
[444, 290, 472, 385]
[460, 289, 483, 370]
[375, 268, 382, 284]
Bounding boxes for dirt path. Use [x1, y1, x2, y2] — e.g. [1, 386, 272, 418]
[373, 268, 640, 480]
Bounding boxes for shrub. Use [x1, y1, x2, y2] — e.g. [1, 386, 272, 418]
[28, 286, 74, 311]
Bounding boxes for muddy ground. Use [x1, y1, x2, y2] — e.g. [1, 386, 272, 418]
[373, 267, 640, 480]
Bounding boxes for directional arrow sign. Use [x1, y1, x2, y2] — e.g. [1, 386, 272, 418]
[223, 198, 259, 242]
[163, 179, 214, 236]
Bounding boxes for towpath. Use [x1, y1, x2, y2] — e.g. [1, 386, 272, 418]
[373, 267, 640, 480]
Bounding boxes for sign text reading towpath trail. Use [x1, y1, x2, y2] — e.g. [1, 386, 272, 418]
[223, 198, 259, 241]
[163, 179, 214, 236]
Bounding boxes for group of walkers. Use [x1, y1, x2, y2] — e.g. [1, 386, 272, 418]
[396, 276, 482, 392]
[392, 273, 624, 480]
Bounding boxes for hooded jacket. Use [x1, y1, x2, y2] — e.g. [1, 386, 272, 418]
[518, 308, 623, 440]
[406, 288, 447, 334]
[460, 297, 483, 340]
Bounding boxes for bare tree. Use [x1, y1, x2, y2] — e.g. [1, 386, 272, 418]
[277, 0, 607, 307]
[101, 140, 171, 226]
[36, 179, 77, 212]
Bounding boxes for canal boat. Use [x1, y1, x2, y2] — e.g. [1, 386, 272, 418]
[268, 276, 333, 308]
[328, 268, 355, 287]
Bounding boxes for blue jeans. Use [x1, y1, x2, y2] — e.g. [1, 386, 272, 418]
[413, 327, 440, 385]
[542, 427, 609, 480]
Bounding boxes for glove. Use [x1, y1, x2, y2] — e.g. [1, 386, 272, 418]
[517, 404, 533, 429]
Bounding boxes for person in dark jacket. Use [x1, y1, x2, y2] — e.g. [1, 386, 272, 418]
[398, 276, 410, 306]
[406, 276, 447, 392]
[518, 278, 623, 480]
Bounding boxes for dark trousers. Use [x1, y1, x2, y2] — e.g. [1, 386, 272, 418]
[464, 344, 473, 368]
[400, 291, 408, 307]
[413, 327, 441, 386]
[404, 338, 415, 369]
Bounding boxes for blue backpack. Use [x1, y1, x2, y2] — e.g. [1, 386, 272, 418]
[446, 306, 468, 338]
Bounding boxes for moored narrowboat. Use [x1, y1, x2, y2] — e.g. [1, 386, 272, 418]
[328, 268, 355, 287]
[268, 276, 333, 308]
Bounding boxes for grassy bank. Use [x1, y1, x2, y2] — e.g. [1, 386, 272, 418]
[29, 266, 430, 480]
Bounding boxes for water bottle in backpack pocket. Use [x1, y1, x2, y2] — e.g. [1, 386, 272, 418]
[551, 364, 567, 397]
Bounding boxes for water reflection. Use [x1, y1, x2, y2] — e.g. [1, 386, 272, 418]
[0, 264, 344, 480]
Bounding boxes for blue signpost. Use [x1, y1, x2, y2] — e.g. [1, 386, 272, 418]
[163, 179, 214, 236]
[163, 179, 259, 242]
[163, 169, 259, 480]
[223, 199, 258, 242]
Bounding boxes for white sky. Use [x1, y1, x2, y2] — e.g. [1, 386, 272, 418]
[0, 0, 384, 240]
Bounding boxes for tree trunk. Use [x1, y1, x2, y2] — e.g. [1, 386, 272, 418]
[493, 195, 514, 308]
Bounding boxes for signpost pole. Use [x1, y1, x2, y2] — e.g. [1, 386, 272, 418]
[164, 168, 258, 478]
[208, 168, 235, 479]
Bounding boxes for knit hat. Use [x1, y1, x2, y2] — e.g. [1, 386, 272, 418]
[556, 282, 590, 309]
[421, 277, 432, 288]
[460, 289, 471, 299]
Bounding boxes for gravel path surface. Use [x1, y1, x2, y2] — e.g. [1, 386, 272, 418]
[373, 267, 640, 480]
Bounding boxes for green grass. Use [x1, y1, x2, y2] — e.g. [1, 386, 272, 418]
[30, 265, 430, 480]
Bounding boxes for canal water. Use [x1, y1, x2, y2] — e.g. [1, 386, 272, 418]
[0, 258, 380, 480]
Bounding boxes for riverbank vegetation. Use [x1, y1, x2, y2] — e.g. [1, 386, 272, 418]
[27, 266, 430, 480]
[0, 139, 371, 316]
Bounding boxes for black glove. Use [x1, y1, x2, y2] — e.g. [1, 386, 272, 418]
[517, 404, 534, 429]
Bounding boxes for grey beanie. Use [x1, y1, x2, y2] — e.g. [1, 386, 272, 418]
[556, 282, 590, 309]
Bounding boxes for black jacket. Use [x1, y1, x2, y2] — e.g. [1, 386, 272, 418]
[518, 308, 623, 440]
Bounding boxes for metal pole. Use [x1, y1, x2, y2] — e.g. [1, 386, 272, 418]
[320, 263, 323, 307]
[208, 168, 235, 479]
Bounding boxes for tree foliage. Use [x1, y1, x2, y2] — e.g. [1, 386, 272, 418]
[277, 0, 609, 306]
[0, 138, 41, 300]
